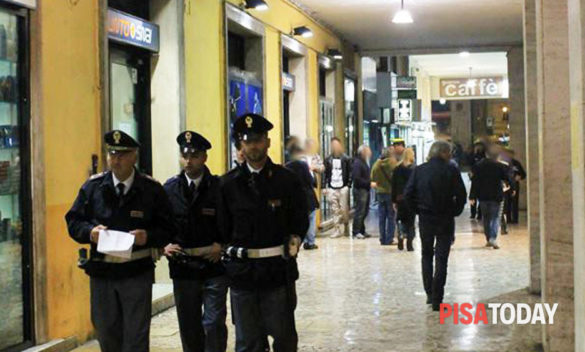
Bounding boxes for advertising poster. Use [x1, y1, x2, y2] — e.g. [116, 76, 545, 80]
[229, 79, 246, 124]
[246, 84, 263, 115]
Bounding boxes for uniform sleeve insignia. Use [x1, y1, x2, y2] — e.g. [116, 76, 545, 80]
[89, 172, 106, 180]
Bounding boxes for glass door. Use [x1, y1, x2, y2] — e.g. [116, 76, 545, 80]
[109, 46, 151, 174]
[0, 6, 32, 351]
[319, 98, 334, 221]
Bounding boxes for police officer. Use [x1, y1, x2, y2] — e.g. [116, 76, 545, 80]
[65, 130, 174, 352]
[162, 131, 228, 352]
[217, 113, 309, 352]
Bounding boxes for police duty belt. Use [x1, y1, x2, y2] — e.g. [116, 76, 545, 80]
[225, 245, 284, 259]
[93, 248, 162, 264]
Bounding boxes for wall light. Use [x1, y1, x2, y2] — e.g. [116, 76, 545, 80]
[439, 98, 447, 105]
[293, 26, 313, 38]
[327, 49, 343, 60]
[459, 51, 470, 57]
[392, 0, 413, 24]
[242, 0, 269, 11]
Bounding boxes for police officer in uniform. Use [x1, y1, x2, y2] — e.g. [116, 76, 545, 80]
[217, 113, 309, 352]
[65, 130, 174, 352]
[163, 131, 228, 352]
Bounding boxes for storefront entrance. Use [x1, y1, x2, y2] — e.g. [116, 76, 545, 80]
[109, 46, 152, 173]
[0, 3, 33, 351]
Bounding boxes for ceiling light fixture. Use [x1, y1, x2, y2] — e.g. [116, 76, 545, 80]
[392, 0, 413, 24]
[292, 26, 313, 38]
[242, 0, 269, 11]
[327, 49, 343, 60]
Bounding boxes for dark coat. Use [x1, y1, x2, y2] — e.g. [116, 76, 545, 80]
[470, 158, 515, 202]
[163, 167, 224, 280]
[391, 163, 415, 222]
[285, 159, 319, 211]
[217, 158, 309, 289]
[65, 169, 174, 279]
[404, 157, 467, 218]
[322, 154, 352, 189]
[352, 157, 371, 191]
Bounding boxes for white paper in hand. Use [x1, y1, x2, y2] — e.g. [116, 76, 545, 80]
[97, 230, 135, 259]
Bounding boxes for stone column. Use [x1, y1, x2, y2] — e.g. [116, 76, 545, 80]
[507, 46, 527, 210]
[535, 0, 574, 350]
[567, 0, 585, 350]
[523, 0, 541, 295]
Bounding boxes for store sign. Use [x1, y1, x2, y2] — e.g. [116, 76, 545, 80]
[282, 72, 295, 92]
[396, 76, 417, 90]
[107, 9, 160, 52]
[397, 99, 412, 123]
[397, 89, 417, 99]
[440, 77, 505, 98]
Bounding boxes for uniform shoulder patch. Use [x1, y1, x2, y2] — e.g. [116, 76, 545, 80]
[89, 172, 106, 181]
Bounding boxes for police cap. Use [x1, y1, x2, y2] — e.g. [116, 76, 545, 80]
[176, 130, 211, 154]
[232, 113, 273, 142]
[104, 130, 140, 153]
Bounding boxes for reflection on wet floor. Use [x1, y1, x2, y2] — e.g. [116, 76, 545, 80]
[73, 210, 541, 352]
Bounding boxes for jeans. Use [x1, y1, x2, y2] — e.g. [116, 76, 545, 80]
[352, 188, 370, 236]
[173, 275, 229, 352]
[480, 201, 501, 242]
[419, 216, 454, 305]
[305, 210, 317, 245]
[376, 193, 395, 244]
[231, 284, 297, 352]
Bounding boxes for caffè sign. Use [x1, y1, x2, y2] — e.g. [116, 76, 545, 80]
[440, 77, 506, 98]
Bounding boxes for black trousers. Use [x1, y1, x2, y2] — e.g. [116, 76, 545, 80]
[508, 183, 520, 223]
[352, 188, 370, 235]
[419, 215, 454, 305]
[90, 269, 154, 352]
[231, 284, 297, 352]
[173, 275, 229, 352]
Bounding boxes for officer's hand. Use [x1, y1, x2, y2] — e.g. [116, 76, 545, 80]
[371, 182, 377, 188]
[288, 235, 302, 257]
[203, 242, 222, 263]
[469, 199, 476, 206]
[392, 203, 398, 212]
[131, 229, 148, 246]
[515, 175, 522, 182]
[164, 243, 183, 257]
[90, 225, 107, 244]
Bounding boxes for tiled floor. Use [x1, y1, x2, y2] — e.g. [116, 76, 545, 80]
[71, 210, 541, 352]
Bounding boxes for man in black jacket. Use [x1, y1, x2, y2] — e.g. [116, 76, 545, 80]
[163, 131, 227, 352]
[217, 114, 308, 352]
[404, 141, 467, 311]
[470, 145, 515, 249]
[286, 143, 320, 250]
[502, 148, 526, 224]
[65, 130, 174, 352]
[352, 145, 372, 239]
[322, 137, 352, 238]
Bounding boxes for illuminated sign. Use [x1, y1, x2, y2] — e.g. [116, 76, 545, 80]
[396, 76, 417, 90]
[282, 72, 295, 92]
[440, 77, 506, 98]
[107, 9, 160, 52]
[397, 99, 412, 123]
[4, 0, 36, 8]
